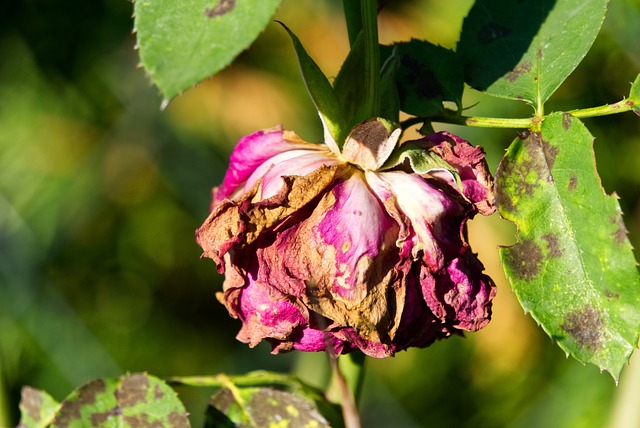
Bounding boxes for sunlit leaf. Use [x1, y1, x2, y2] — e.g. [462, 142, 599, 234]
[458, 0, 608, 107]
[18, 387, 59, 428]
[134, 0, 282, 102]
[48, 373, 189, 427]
[496, 113, 640, 380]
[207, 387, 331, 428]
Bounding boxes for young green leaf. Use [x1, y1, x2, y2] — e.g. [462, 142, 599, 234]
[207, 387, 331, 428]
[47, 373, 189, 427]
[458, 0, 608, 108]
[134, 0, 282, 102]
[279, 23, 346, 148]
[496, 113, 640, 380]
[381, 40, 463, 117]
[19, 387, 59, 428]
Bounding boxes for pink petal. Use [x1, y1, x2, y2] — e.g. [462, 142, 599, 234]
[316, 172, 398, 297]
[420, 132, 495, 215]
[214, 127, 329, 202]
[376, 171, 465, 270]
[249, 150, 341, 200]
[420, 250, 496, 331]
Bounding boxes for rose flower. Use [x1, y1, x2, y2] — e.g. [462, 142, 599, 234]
[196, 119, 496, 357]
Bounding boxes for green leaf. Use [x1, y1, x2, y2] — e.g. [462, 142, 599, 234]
[496, 113, 640, 380]
[207, 387, 331, 428]
[457, 0, 608, 108]
[19, 387, 59, 428]
[134, 0, 282, 102]
[629, 74, 640, 115]
[279, 23, 346, 148]
[381, 40, 463, 116]
[49, 373, 189, 427]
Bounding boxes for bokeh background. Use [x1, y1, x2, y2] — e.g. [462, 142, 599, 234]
[1, 0, 640, 427]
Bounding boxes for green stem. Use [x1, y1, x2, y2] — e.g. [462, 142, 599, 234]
[402, 99, 638, 131]
[402, 111, 534, 130]
[566, 99, 636, 119]
[361, 0, 380, 118]
[166, 371, 298, 388]
[339, 352, 366, 404]
[343, 0, 362, 47]
[327, 355, 363, 428]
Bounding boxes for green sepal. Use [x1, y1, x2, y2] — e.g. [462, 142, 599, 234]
[333, 31, 370, 130]
[379, 46, 401, 124]
[381, 139, 462, 190]
[278, 22, 346, 148]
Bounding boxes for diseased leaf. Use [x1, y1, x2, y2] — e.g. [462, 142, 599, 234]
[134, 0, 282, 102]
[18, 387, 59, 428]
[496, 113, 640, 380]
[207, 387, 331, 428]
[381, 40, 463, 116]
[49, 373, 189, 427]
[458, 0, 608, 107]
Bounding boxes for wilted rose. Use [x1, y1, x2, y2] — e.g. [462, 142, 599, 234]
[196, 119, 496, 357]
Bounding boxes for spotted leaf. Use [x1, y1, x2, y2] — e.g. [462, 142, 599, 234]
[18, 387, 59, 428]
[496, 113, 640, 380]
[43, 373, 189, 427]
[458, 0, 608, 107]
[206, 387, 332, 428]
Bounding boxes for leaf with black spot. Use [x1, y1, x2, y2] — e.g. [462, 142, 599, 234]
[380, 40, 463, 117]
[46, 373, 189, 427]
[457, 0, 608, 107]
[496, 112, 640, 380]
[18, 387, 59, 428]
[207, 387, 332, 428]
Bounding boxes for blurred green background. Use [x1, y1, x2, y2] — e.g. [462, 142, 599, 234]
[1, 0, 640, 427]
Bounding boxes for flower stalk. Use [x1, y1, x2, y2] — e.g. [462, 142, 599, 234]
[361, 0, 380, 119]
[327, 354, 364, 428]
